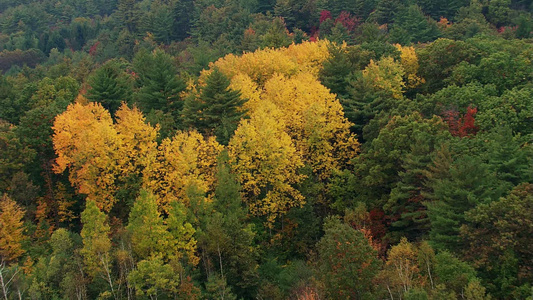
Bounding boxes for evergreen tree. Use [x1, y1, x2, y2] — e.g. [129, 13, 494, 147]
[198, 151, 258, 298]
[371, 0, 406, 24]
[86, 60, 131, 116]
[425, 155, 503, 252]
[172, 0, 194, 41]
[183, 68, 247, 145]
[133, 49, 186, 119]
[140, 1, 174, 44]
[319, 45, 356, 100]
[390, 5, 441, 44]
[116, 0, 140, 33]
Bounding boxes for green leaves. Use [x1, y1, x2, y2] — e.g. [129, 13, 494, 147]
[87, 60, 132, 115]
[183, 68, 247, 145]
[316, 217, 381, 299]
[133, 49, 186, 117]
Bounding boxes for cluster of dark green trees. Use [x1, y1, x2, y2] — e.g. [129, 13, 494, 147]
[1, 0, 533, 299]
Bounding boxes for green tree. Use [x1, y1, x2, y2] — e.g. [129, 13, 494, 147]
[353, 113, 451, 241]
[127, 255, 180, 299]
[172, 0, 194, 41]
[316, 217, 381, 299]
[416, 38, 479, 93]
[476, 87, 533, 135]
[126, 190, 171, 260]
[371, 0, 406, 24]
[319, 44, 374, 101]
[0, 121, 35, 192]
[80, 200, 116, 298]
[86, 60, 132, 116]
[166, 200, 197, 267]
[133, 49, 186, 119]
[434, 250, 478, 294]
[183, 68, 247, 145]
[461, 183, 533, 298]
[140, 1, 174, 44]
[198, 151, 258, 298]
[28, 229, 86, 300]
[425, 155, 503, 252]
[390, 5, 441, 44]
[116, 0, 140, 33]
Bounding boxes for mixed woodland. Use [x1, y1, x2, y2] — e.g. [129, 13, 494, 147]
[0, 0, 533, 298]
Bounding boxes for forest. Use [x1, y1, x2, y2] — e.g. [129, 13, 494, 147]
[0, 0, 532, 299]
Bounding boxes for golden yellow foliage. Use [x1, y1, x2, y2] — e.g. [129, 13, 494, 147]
[143, 131, 223, 211]
[262, 73, 359, 178]
[53, 102, 120, 211]
[0, 194, 26, 263]
[228, 73, 262, 112]
[211, 40, 330, 86]
[395, 44, 425, 88]
[115, 103, 159, 175]
[228, 101, 305, 226]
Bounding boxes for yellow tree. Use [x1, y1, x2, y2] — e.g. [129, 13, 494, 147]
[53, 102, 120, 212]
[143, 131, 222, 211]
[395, 44, 425, 88]
[0, 195, 25, 263]
[228, 101, 305, 226]
[115, 103, 159, 176]
[210, 40, 330, 86]
[362, 56, 406, 99]
[262, 73, 359, 179]
[378, 237, 420, 297]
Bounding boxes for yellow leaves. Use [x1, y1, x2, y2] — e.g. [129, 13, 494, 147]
[384, 237, 419, 292]
[229, 73, 262, 112]
[197, 40, 358, 224]
[0, 194, 26, 262]
[115, 104, 159, 175]
[211, 40, 331, 86]
[281, 40, 331, 77]
[262, 73, 359, 179]
[228, 101, 305, 225]
[363, 57, 406, 99]
[143, 131, 222, 212]
[53, 101, 223, 213]
[395, 44, 425, 88]
[53, 102, 120, 211]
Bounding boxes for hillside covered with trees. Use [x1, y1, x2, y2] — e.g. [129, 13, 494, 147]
[0, 0, 532, 299]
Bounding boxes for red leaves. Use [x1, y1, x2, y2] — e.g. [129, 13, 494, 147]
[443, 106, 479, 137]
[319, 10, 332, 23]
[335, 11, 359, 32]
[89, 41, 100, 57]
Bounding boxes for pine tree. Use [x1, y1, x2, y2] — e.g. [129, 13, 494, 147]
[172, 0, 194, 41]
[198, 151, 258, 298]
[86, 60, 132, 116]
[390, 5, 441, 44]
[425, 156, 503, 252]
[133, 49, 186, 118]
[183, 68, 247, 145]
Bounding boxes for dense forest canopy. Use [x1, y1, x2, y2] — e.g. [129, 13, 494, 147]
[0, 0, 532, 299]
